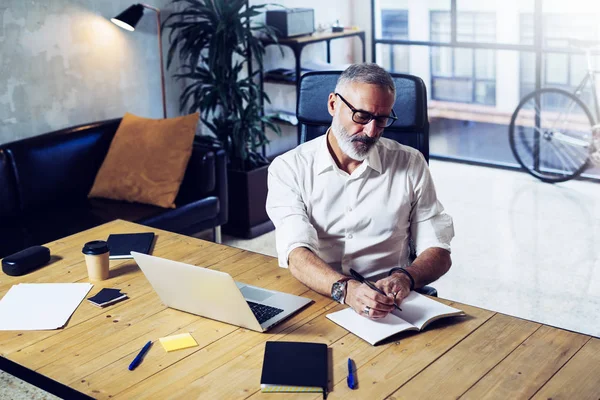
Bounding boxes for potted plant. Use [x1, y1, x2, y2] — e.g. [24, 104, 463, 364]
[163, 0, 281, 238]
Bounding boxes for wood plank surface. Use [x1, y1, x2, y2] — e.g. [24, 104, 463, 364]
[531, 337, 600, 400]
[0, 221, 239, 358]
[390, 313, 541, 399]
[321, 301, 494, 400]
[461, 325, 590, 400]
[113, 290, 336, 400]
[1, 220, 598, 400]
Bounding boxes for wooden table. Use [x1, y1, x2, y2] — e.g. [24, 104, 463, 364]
[1, 220, 598, 399]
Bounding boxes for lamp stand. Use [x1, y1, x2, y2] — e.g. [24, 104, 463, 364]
[141, 4, 167, 119]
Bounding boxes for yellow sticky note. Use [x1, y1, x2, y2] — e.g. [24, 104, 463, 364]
[159, 333, 198, 352]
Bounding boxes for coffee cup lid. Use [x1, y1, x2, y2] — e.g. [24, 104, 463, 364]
[82, 240, 109, 255]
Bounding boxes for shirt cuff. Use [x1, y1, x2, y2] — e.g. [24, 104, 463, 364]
[413, 213, 455, 256]
[279, 242, 319, 269]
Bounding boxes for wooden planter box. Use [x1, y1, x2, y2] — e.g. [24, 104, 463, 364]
[222, 164, 275, 239]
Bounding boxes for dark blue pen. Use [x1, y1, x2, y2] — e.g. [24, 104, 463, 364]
[128, 340, 152, 371]
[347, 358, 356, 389]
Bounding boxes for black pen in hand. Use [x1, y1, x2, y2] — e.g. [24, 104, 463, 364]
[349, 268, 402, 311]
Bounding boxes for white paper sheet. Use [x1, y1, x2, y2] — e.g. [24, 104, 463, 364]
[0, 283, 93, 330]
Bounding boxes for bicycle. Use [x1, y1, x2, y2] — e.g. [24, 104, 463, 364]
[509, 38, 600, 183]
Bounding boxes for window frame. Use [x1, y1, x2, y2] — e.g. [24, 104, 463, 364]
[429, 10, 497, 105]
[519, 12, 599, 104]
[379, 8, 410, 73]
[371, 0, 600, 99]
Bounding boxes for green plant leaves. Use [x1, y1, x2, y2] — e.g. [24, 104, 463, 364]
[163, 0, 281, 171]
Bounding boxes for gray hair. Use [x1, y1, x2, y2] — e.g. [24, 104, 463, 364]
[334, 63, 396, 97]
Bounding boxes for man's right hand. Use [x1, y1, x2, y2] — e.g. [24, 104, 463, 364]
[345, 280, 396, 319]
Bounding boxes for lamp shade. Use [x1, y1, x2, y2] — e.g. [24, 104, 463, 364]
[111, 4, 144, 31]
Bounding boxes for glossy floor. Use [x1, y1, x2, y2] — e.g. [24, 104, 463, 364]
[2, 159, 599, 398]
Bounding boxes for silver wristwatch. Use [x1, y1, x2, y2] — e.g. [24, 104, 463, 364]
[331, 277, 351, 304]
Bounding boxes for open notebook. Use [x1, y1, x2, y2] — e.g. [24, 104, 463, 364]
[327, 292, 465, 346]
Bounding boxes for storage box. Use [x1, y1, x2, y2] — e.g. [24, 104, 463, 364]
[266, 8, 315, 38]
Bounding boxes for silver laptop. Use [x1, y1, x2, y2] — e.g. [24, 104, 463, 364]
[131, 252, 312, 332]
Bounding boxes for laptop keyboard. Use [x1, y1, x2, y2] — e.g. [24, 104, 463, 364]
[247, 301, 284, 324]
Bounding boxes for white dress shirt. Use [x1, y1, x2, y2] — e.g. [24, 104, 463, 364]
[266, 132, 454, 280]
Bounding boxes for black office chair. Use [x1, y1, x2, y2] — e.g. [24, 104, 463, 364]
[296, 70, 437, 297]
[297, 70, 429, 161]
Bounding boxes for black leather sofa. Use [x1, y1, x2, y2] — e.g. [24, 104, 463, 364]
[0, 118, 228, 259]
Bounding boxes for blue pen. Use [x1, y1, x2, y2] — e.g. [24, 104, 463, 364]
[347, 358, 357, 389]
[128, 340, 152, 371]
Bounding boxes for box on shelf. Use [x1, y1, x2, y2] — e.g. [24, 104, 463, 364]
[266, 8, 315, 38]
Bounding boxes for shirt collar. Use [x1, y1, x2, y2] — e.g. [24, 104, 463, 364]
[365, 142, 382, 174]
[315, 129, 335, 175]
[315, 128, 383, 175]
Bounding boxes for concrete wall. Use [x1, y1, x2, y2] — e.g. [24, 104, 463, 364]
[0, 0, 361, 150]
[0, 1, 182, 144]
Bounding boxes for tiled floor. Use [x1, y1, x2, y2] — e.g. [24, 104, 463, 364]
[3, 159, 599, 398]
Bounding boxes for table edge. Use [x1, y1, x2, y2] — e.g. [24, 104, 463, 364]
[1, 356, 93, 400]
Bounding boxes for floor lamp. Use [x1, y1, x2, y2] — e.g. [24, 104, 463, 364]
[111, 4, 167, 119]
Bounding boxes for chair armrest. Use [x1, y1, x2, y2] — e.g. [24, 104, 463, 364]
[177, 143, 228, 227]
[415, 286, 438, 297]
[177, 144, 216, 204]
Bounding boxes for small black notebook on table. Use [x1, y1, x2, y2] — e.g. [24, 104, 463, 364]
[87, 288, 128, 308]
[106, 232, 155, 260]
[260, 341, 328, 396]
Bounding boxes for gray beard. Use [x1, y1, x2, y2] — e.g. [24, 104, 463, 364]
[331, 119, 377, 161]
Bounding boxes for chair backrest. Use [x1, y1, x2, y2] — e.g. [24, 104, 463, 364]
[296, 71, 430, 161]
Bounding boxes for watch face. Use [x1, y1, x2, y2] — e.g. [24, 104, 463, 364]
[331, 281, 345, 302]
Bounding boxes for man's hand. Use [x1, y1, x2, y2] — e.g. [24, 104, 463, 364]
[375, 273, 412, 308]
[345, 280, 395, 319]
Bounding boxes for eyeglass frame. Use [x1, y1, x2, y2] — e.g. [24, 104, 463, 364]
[334, 92, 398, 128]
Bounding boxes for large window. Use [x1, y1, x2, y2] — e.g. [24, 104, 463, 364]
[520, 13, 599, 109]
[430, 11, 496, 105]
[370, 0, 600, 181]
[379, 9, 409, 72]
[381, 9, 408, 38]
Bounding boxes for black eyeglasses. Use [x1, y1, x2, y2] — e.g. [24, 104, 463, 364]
[335, 93, 398, 128]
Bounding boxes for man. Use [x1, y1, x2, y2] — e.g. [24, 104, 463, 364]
[266, 63, 454, 320]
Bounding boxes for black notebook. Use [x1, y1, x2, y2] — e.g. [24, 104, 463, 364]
[260, 341, 328, 396]
[87, 288, 128, 308]
[106, 232, 155, 260]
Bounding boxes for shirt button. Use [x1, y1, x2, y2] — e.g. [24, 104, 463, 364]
[347, 234, 353, 239]
[348, 207, 353, 212]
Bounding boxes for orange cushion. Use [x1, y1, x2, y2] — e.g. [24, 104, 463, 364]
[88, 112, 199, 208]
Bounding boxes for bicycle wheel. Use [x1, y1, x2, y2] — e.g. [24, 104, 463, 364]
[509, 88, 594, 183]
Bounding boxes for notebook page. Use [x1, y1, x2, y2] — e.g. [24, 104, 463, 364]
[327, 308, 418, 346]
[393, 292, 464, 330]
[261, 384, 323, 393]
